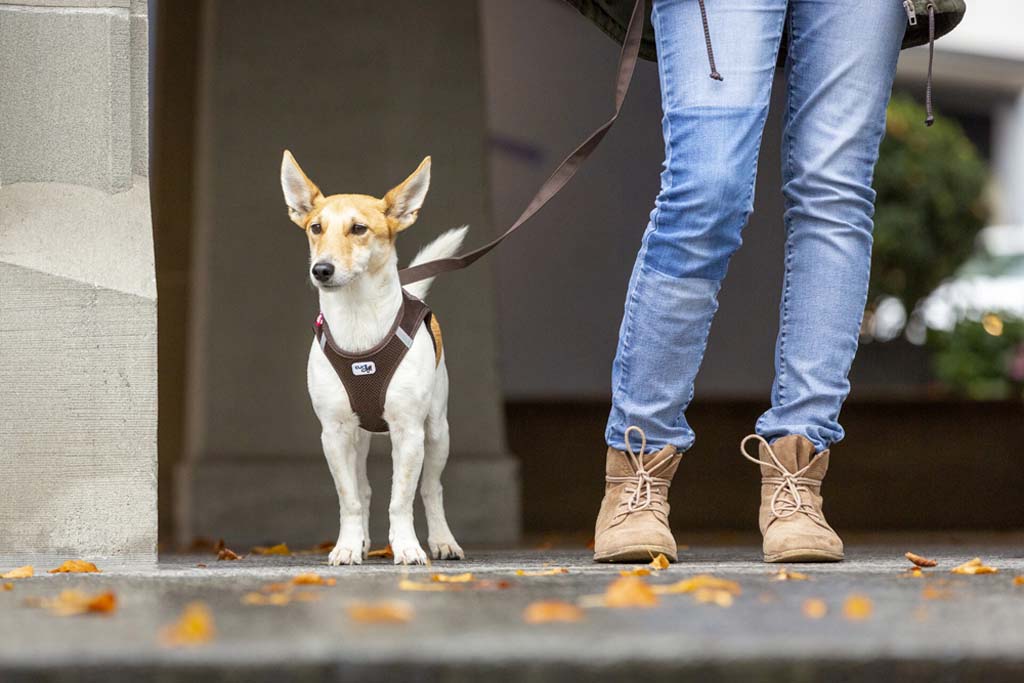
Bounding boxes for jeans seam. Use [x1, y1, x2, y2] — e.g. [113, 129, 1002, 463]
[775, 6, 799, 409]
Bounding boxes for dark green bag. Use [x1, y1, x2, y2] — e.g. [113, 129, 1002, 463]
[562, 0, 966, 63]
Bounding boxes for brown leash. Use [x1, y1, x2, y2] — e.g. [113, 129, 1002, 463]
[398, 0, 645, 286]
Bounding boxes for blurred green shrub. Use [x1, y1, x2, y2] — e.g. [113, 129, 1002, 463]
[928, 314, 1024, 400]
[871, 96, 989, 311]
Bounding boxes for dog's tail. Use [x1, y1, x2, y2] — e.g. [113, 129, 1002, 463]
[403, 226, 468, 300]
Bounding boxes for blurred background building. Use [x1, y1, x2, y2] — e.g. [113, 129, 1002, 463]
[148, 0, 1024, 548]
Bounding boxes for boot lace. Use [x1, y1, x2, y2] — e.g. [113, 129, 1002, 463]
[607, 426, 674, 513]
[740, 434, 823, 523]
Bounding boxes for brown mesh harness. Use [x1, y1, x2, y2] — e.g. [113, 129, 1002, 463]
[313, 290, 441, 433]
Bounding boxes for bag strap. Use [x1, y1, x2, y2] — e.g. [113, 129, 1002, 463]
[398, 0, 645, 286]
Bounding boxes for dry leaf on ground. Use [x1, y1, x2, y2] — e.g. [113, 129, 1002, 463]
[515, 568, 569, 577]
[26, 590, 116, 616]
[899, 566, 926, 578]
[292, 573, 336, 586]
[620, 568, 651, 577]
[161, 602, 215, 646]
[398, 579, 450, 592]
[523, 601, 585, 624]
[802, 598, 828, 619]
[242, 592, 292, 606]
[692, 587, 734, 607]
[604, 576, 659, 608]
[2, 565, 33, 579]
[951, 558, 998, 575]
[905, 551, 937, 567]
[842, 595, 873, 620]
[250, 543, 291, 556]
[1014, 576, 1024, 586]
[215, 539, 242, 561]
[2, 583, 13, 591]
[48, 560, 100, 574]
[652, 575, 742, 596]
[431, 573, 474, 583]
[649, 554, 670, 570]
[366, 545, 394, 559]
[772, 568, 809, 581]
[348, 600, 414, 623]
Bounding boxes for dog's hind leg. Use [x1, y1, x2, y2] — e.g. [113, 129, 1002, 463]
[355, 430, 372, 557]
[387, 420, 429, 565]
[323, 421, 365, 566]
[422, 409, 464, 560]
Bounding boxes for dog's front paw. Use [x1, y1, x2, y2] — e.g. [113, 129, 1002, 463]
[328, 538, 364, 566]
[391, 540, 428, 566]
[429, 538, 465, 561]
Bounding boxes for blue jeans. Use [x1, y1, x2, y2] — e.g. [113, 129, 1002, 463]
[606, 0, 906, 454]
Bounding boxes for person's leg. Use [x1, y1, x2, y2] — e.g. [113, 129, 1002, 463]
[744, 0, 906, 564]
[756, 0, 906, 450]
[596, 0, 786, 563]
[606, 0, 788, 455]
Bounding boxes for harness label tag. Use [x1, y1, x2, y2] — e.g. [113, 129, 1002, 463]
[351, 361, 377, 376]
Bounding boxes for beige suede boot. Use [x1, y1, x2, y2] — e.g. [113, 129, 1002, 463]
[594, 427, 682, 563]
[740, 434, 844, 563]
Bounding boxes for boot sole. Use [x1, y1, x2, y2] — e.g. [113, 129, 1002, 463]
[593, 544, 678, 563]
[764, 548, 844, 563]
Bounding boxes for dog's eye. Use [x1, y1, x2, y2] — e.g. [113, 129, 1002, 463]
[350, 223, 368, 236]
[310, 223, 322, 235]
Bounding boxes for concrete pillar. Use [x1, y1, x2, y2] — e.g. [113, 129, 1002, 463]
[177, 0, 519, 547]
[0, 0, 156, 565]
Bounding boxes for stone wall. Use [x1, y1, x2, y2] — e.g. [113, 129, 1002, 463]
[0, 0, 156, 565]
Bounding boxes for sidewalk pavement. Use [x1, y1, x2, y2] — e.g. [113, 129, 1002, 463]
[2, 533, 1024, 682]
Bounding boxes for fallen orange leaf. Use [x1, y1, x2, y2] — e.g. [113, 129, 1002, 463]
[649, 554, 670, 570]
[26, 590, 116, 616]
[523, 601, 585, 624]
[620, 568, 651, 577]
[161, 602, 215, 646]
[802, 598, 828, 619]
[951, 558, 998, 575]
[898, 566, 927, 578]
[251, 543, 291, 556]
[692, 588, 734, 607]
[604, 576, 658, 608]
[1014, 576, 1024, 586]
[2, 583, 12, 591]
[772, 568, 809, 581]
[515, 568, 569, 577]
[905, 551, 937, 568]
[367, 545, 394, 559]
[48, 560, 100, 574]
[431, 573, 474, 583]
[652, 575, 741, 596]
[348, 600, 414, 623]
[292, 573, 336, 586]
[1, 565, 33, 579]
[242, 592, 291, 606]
[398, 579, 450, 592]
[842, 595, 873, 620]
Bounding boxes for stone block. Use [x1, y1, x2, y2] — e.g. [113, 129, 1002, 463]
[0, 3, 131, 192]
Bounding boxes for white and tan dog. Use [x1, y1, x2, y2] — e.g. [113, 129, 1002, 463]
[280, 151, 466, 565]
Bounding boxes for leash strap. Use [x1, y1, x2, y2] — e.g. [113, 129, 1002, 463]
[398, 0, 645, 286]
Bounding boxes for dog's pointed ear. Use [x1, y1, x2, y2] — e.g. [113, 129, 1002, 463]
[384, 156, 431, 232]
[281, 150, 323, 227]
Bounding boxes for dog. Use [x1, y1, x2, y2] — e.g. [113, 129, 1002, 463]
[280, 151, 466, 565]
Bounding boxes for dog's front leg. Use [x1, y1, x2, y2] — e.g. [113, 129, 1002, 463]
[322, 422, 365, 565]
[387, 420, 428, 565]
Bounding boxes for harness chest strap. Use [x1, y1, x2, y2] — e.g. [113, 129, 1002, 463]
[314, 290, 441, 433]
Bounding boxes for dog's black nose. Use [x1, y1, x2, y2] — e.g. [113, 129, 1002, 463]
[311, 262, 335, 282]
